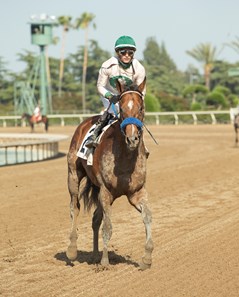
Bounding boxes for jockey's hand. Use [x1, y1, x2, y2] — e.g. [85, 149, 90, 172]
[109, 95, 120, 104]
[105, 92, 113, 99]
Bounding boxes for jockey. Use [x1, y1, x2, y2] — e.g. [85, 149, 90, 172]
[85, 35, 146, 148]
[33, 104, 42, 122]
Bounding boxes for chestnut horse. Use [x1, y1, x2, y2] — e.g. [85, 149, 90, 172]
[66, 78, 153, 270]
[21, 113, 49, 132]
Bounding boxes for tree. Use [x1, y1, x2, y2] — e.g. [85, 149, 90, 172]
[183, 84, 208, 109]
[143, 37, 186, 97]
[74, 13, 96, 112]
[57, 15, 72, 97]
[226, 36, 239, 55]
[186, 43, 219, 90]
[0, 57, 14, 108]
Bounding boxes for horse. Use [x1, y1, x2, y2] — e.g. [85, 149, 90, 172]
[21, 113, 49, 132]
[66, 77, 153, 270]
[233, 113, 239, 146]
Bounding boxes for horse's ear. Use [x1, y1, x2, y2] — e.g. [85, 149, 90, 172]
[115, 79, 124, 93]
[138, 76, 146, 93]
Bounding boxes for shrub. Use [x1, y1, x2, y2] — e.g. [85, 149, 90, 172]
[145, 93, 161, 111]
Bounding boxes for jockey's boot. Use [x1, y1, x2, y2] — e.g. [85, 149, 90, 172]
[85, 112, 111, 148]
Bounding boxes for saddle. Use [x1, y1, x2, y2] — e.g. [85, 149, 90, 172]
[77, 119, 117, 165]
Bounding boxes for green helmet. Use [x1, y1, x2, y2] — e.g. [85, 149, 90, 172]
[114, 35, 136, 51]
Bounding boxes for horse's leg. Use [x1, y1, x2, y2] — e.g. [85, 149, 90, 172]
[92, 202, 103, 262]
[99, 187, 113, 266]
[128, 187, 154, 270]
[66, 161, 84, 261]
[45, 119, 49, 132]
[235, 127, 238, 146]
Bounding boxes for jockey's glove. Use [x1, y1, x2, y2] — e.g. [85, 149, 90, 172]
[109, 95, 120, 104]
[105, 92, 113, 99]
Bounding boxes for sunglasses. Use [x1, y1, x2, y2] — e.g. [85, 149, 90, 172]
[118, 49, 135, 57]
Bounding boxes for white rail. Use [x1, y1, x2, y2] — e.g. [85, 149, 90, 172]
[0, 110, 233, 127]
[0, 133, 68, 166]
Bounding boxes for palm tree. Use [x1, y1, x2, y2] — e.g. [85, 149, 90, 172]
[225, 36, 239, 54]
[186, 43, 219, 90]
[57, 16, 72, 97]
[74, 13, 96, 112]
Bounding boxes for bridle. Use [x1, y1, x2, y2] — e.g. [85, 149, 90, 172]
[119, 90, 143, 101]
[119, 90, 144, 136]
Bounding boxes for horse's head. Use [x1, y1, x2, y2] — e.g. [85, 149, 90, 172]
[21, 113, 30, 119]
[116, 77, 146, 150]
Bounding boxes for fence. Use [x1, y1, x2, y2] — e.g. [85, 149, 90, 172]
[0, 110, 235, 127]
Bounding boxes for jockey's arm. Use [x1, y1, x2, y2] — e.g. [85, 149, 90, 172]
[97, 67, 115, 99]
[133, 62, 146, 98]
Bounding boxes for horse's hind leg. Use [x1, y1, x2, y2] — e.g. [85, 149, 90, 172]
[128, 187, 154, 270]
[66, 160, 84, 261]
[99, 187, 113, 266]
[45, 120, 49, 132]
[235, 127, 238, 147]
[92, 202, 103, 263]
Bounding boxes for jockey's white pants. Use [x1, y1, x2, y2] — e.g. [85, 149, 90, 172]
[100, 97, 119, 115]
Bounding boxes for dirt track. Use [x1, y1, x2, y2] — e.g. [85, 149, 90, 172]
[0, 124, 239, 297]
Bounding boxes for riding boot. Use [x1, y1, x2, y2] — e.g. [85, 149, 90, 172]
[85, 112, 111, 148]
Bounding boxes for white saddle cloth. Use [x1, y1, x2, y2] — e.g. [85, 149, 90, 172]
[76, 120, 117, 166]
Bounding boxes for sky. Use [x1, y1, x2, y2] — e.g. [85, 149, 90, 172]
[1, 0, 239, 73]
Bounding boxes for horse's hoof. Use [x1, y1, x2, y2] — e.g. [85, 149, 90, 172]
[139, 261, 152, 271]
[139, 255, 152, 270]
[66, 245, 77, 261]
[100, 257, 109, 267]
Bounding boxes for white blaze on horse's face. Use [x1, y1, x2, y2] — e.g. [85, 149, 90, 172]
[130, 125, 136, 137]
[127, 100, 134, 111]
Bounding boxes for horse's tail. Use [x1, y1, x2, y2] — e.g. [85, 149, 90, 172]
[81, 177, 99, 212]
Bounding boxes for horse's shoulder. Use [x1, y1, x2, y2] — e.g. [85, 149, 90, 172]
[102, 120, 120, 137]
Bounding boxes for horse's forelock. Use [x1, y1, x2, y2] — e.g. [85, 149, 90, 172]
[124, 84, 139, 92]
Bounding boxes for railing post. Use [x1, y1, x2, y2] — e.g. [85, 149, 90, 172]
[60, 117, 65, 126]
[210, 113, 217, 125]
[192, 113, 197, 125]
[156, 115, 159, 125]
